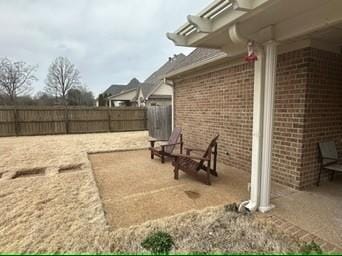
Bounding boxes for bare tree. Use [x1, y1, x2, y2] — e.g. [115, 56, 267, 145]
[45, 56, 81, 105]
[67, 85, 95, 106]
[0, 58, 38, 104]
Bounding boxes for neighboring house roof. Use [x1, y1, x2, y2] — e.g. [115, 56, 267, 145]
[141, 53, 187, 98]
[126, 78, 140, 90]
[144, 54, 186, 85]
[109, 87, 137, 99]
[176, 48, 224, 68]
[103, 54, 188, 102]
[102, 49, 224, 101]
[165, 48, 227, 78]
[103, 84, 125, 95]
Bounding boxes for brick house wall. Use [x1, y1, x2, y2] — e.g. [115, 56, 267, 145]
[300, 48, 342, 188]
[272, 48, 309, 189]
[173, 47, 342, 190]
[174, 62, 254, 172]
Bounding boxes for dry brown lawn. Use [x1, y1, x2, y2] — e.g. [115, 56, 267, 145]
[0, 131, 301, 253]
[110, 206, 301, 254]
[0, 131, 148, 252]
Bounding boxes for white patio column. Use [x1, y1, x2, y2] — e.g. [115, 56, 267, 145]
[109, 99, 112, 108]
[244, 48, 265, 212]
[259, 40, 277, 213]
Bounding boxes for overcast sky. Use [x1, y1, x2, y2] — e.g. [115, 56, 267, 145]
[0, 0, 210, 96]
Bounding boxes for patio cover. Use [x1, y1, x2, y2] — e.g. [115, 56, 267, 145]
[166, 0, 342, 212]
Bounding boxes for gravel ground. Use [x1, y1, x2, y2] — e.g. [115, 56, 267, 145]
[0, 131, 301, 253]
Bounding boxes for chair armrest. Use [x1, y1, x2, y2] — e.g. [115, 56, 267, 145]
[321, 157, 338, 167]
[172, 153, 210, 161]
[185, 147, 206, 152]
[322, 157, 338, 160]
[149, 138, 168, 142]
[166, 142, 182, 146]
[149, 138, 168, 148]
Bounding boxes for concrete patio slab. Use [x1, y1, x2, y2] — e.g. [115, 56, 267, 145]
[270, 175, 342, 249]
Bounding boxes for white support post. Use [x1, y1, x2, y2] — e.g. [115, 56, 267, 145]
[259, 40, 277, 213]
[109, 100, 112, 108]
[245, 49, 265, 212]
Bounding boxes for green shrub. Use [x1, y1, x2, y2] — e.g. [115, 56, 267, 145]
[300, 240, 322, 254]
[141, 231, 174, 254]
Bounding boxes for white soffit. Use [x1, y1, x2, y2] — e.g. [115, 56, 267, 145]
[167, 0, 342, 53]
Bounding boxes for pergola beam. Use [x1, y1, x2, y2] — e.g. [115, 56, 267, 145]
[187, 15, 213, 33]
[232, 0, 253, 11]
[166, 33, 187, 46]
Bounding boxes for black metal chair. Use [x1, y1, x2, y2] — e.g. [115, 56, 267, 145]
[317, 141, 342, 186]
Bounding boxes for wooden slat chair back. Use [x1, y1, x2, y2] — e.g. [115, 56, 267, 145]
[172, 134, 219, 185]
[317, 141, 342, 185]
[165, 127, 182, 154]
[149, 127, 183, 163]
[197, 134, 219, 171]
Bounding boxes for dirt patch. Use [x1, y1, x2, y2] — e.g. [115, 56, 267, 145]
[13, 168, 46, 179]
[89, 149, 250, 230]
[184, 190, 200, 199]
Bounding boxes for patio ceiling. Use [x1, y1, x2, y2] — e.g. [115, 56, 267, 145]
[167, 0, 342, 55]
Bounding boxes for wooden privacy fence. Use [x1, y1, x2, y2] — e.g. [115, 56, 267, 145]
[147, 105, 172, 140]
[0, 106, 147, 137]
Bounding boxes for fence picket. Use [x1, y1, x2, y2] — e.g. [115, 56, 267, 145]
[147, 105, 172, 140]
[0, 106, 147, 137]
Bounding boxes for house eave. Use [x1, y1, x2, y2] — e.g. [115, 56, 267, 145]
[167, 0, 342, 52]
[107, 88, 137, 100]
[166, 52, 230, 79]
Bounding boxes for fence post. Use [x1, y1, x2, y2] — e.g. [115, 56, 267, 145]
[107, 108, 111, 132]
[14, 107, 19, 136]
[144, 107, 148, 130]
[64, 106, 69, 134]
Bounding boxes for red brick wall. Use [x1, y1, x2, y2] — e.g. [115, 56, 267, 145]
[271, 48, 310, 189]
[173, 47, 342, 190]
[300, 48, 342, 188]
[174, 62, 254, 172]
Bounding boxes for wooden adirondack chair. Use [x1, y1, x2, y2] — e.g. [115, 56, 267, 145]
[317, 141, 342, 186]
[149, 127, 183, 163]
[172, 135, 219, 185]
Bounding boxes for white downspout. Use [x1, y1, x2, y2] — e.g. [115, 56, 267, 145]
[243, 47, 265, 212]
[229, 24, 265, 212]
[259, 40, 277, 213]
